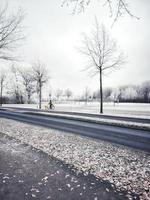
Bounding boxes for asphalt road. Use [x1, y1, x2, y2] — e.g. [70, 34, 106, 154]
[0, 132, 137, 200]
[2, 106, 150, 123]
[0, 109, 150, 152]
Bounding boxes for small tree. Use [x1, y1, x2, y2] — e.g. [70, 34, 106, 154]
[65, 88, 72, 99]
[0, 5, 25, 61]
[56, 89, 63, 100]
[32, 60, 49, 109]
[80, 19, 125, 113]
[0, 68, 6, 106]
[83, 87, 90, 104]
[141, 81, 150, 103]
[103, 87, 112, 101]
[111, 88, 121, 105]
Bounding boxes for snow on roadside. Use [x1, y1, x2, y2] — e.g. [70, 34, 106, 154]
[0, 118, 150, 199]
[3, 102, 150, 119]
[28, 111, 150, 131]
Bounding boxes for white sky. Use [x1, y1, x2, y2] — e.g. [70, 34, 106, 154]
[1, 0, 150, 96]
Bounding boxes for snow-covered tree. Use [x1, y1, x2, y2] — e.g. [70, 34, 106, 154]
[32, 60, 49, 109]
[65, 88, 73, 99]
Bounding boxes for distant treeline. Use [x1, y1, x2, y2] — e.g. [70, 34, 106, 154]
[1, 66, 150, 105]
[91, 81, 150, 103]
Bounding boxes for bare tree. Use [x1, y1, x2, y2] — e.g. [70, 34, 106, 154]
[18, 68, 36, 104]
[103, 87, 112, 101]
[0, 68, 6, 106]
[10, 64, 24, 104]
[141, 81, 150, 103]
[65, 88, 72, 99]
[120, 85, 137, 101]
[56, 89, 63, 100]
[83, 87, 90, 104]
[80, 19, 125, 113]
[32, 60, 49, 109]
[0, 5, 25, 61]
[62, 0, 138, 24]
[92, 89, 99, 100]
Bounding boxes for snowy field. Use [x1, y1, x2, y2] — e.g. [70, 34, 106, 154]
[0, 118, 150, 199]
[3, 102, 150, 118]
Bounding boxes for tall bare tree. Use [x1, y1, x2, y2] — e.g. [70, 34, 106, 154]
[32, 60, 49, 109]
[10, 64, 24, 103]
[0, 68, 6, 106]
[62, 0, 138, 24]
[0, 5, 25, 61]
[80, 19, 125, 113]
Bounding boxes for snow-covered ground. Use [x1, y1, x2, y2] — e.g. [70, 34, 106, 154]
[3, 102, 150, 118]
[0, 118, 149, 199]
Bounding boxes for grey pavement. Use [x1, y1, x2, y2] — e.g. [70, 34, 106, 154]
[0, 132, 139, 200]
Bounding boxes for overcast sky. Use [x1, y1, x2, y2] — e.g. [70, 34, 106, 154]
[1, 0, 150, 96]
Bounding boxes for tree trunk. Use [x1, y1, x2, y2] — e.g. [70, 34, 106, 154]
[0, 82, 2, 106]
[20, 95, 24, 104]
[99, 68, 103, 113]
[27, 93, 31, 104]
[39, 79, 42, 109]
